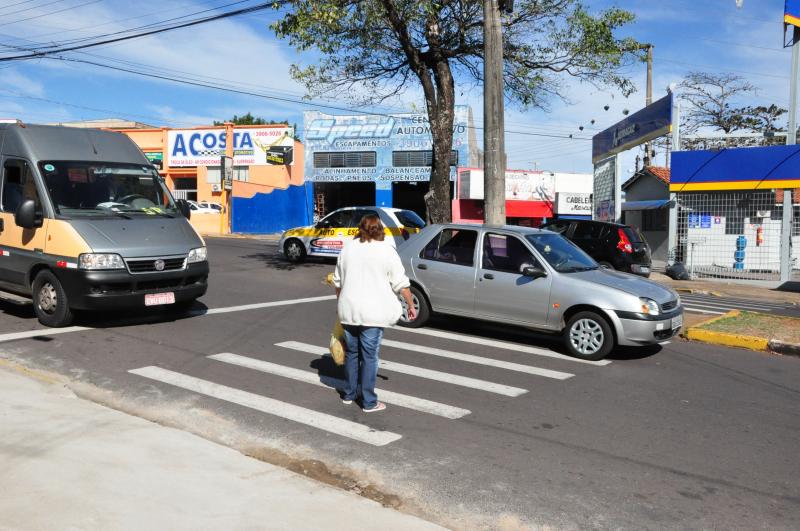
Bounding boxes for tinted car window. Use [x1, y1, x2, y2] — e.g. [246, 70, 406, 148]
[621, 226, 644, 243]
[572, 222, 604, 240]
[350, 209, 379, 227]
[395, 210, 426, 229]
[483, 233, 540, 274]
[542, 220, 571, 234]
[319, 210, 353, 227]
[421, 228, 477, 266]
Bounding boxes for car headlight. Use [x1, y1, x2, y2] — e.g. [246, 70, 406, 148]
[640, 297, 660, 316]
[187, 246, 207, 263]
[675, 293, 681, 307]
[78, 253, 124, 270]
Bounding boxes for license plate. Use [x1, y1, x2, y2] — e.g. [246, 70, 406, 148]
[672, 314, 683, 329]
[145, 292, 175, 306]
[639, 266, 650, 273]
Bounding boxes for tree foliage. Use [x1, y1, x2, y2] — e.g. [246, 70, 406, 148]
[213, 113, 300, 139]
[273, 0, 641, 222]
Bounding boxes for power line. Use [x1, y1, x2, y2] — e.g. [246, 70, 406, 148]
[0, 1, 278, 59]
[0, 0, 104, 29]
[0, 1, 42, 12]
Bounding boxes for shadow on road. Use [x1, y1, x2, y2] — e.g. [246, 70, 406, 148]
[240, 252, 335, 272]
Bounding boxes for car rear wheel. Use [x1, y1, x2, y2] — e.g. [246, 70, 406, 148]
[564, 311, 614, 361]
[397, 286, 430, 328]
[284, 239, 307, 263]
[32, 270, 74, 328]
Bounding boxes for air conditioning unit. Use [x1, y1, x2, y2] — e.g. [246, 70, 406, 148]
[211, 184, 221, 192]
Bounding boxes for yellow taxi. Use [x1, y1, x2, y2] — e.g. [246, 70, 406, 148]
[279, 206, 425, 262]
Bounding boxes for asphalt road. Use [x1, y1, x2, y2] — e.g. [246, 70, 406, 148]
[1, 237, 798, 530]
[680, 293, 800, 317]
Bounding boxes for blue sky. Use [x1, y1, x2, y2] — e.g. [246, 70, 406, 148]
[0, 0, 793, 177]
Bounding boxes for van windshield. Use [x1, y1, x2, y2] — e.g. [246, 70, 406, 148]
[39, 161, 177, 218]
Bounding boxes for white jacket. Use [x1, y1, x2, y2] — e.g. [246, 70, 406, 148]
[332, 238, 411, 327]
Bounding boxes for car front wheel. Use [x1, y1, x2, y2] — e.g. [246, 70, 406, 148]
[564, 311, 614, 361]
[283, 239, 307, 263]
[32, 269, 74, 328]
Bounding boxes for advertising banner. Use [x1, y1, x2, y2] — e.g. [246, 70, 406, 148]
[593, 156, 620, 222]
[167, 127, 294, 167]
[592, 94, 673, 164]
[457, 168, 554, 202]
[556, 193, 592, 215]
[303, 107, 471, 182]
[786, 0, 800, 27]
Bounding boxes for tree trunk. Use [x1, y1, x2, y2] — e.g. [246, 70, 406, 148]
[425, 63, 456, 224]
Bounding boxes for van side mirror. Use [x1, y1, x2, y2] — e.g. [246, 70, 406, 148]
[15, 199, 42, 229]
[522, 265, 547, 279]
[176, 199, 191, 219]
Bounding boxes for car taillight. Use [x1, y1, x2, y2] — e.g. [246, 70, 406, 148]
[401, 228, 410, 240]
[617, 228, 633, 254]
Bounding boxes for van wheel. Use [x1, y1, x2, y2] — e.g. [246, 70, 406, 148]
[564, 311, 613, 361]
[284, 239, 306, 263]
[397, 286, 430, 328]
[32, 270, 74, 328]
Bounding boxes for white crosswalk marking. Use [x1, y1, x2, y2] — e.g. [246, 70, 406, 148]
[128, 366, 402, 446]
[276, 341, 528, 397]
[682, 306, 725, 315]
[389, 326, 612, 366]
[208, 353, 471, 419]
[380, 339, 574, 380]
[682, 300, 770, 312]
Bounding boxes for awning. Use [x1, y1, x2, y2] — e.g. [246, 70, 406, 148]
[621, 199, 674, 211]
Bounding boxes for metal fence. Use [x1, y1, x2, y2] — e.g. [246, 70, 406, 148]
[673, 191, 798, 281]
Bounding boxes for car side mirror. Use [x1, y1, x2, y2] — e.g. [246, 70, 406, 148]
[522, 266, 547, 279]
[600, 263, 611, 270]
[176, 199, 191, 219]
[15, 199, 42, 229]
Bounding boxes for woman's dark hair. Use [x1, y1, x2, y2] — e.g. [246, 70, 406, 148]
[357, 214, 385, 242]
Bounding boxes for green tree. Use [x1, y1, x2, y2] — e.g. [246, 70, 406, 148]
[273, 0, 641, 222]
[678, 72, 756, 134]
[213, 114, 300, 140]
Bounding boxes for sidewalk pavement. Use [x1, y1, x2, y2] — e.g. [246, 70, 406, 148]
[0, 363, 444, 531]
[650, 272, 800, 304]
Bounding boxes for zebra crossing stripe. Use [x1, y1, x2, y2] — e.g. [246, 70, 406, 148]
[381, 339, 574, 380]
[208, 353, 470, 419]
[389, 326, 611, 366]
[276, 341, 528, 397]
[128, 366, 402, 446]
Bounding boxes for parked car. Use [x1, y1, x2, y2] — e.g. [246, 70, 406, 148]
[198, 201, 224, 213]
[396, 224, 682, 360]
[279, 206, 426, 262]
[541, 219, 652, 277]
[186, 200, 218, 215]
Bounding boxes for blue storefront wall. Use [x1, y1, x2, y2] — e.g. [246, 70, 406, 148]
[231, 182, 313, 234]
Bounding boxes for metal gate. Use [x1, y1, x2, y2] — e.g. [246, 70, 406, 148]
[674, 190, 793, 281]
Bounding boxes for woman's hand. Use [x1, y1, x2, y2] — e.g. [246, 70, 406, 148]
[401, 287, 416, 321]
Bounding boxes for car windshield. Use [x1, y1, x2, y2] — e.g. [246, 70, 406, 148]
[39, 161, 177, 218]
[525, 233, 598, 273]
[395, 210, 426, 229]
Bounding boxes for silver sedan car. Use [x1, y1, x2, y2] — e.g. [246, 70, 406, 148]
[397, 224, 683, 361]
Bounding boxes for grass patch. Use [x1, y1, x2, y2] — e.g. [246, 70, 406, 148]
[699, 311, 800, 344]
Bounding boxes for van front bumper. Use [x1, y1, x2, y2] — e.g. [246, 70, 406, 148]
[56, 262, 209, 311]
[613, 308, 683, 346]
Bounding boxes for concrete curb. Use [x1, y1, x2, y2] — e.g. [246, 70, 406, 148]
[685, 310, 800, 356]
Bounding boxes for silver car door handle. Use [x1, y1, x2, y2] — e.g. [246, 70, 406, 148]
[483, 273, 494, 280]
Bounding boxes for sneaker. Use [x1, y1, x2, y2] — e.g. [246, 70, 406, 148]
[342, 399, 353, 405]
[362, 401, 386, 413]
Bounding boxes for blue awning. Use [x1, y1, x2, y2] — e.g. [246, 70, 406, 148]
[622, 199, 673, 211]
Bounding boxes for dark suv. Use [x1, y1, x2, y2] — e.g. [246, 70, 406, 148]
[541, 219, 652, 277]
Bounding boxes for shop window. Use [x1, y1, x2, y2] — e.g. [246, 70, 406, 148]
[313, 152, 376, 168]
[420, 228, 477, 266]
[641, 209, 667, 232]
[392, 150, 458, 167]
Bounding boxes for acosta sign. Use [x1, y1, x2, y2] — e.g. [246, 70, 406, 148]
[167, 127, 294, 167]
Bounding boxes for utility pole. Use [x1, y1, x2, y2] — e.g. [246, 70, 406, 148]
[643, 44, 654, 166]
[781, 24, 799, 282]
[788, 26, 799, 145]
[483, 0, 506, 225]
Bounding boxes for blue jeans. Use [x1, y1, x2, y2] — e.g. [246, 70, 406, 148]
[341, 326, 383, 409]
